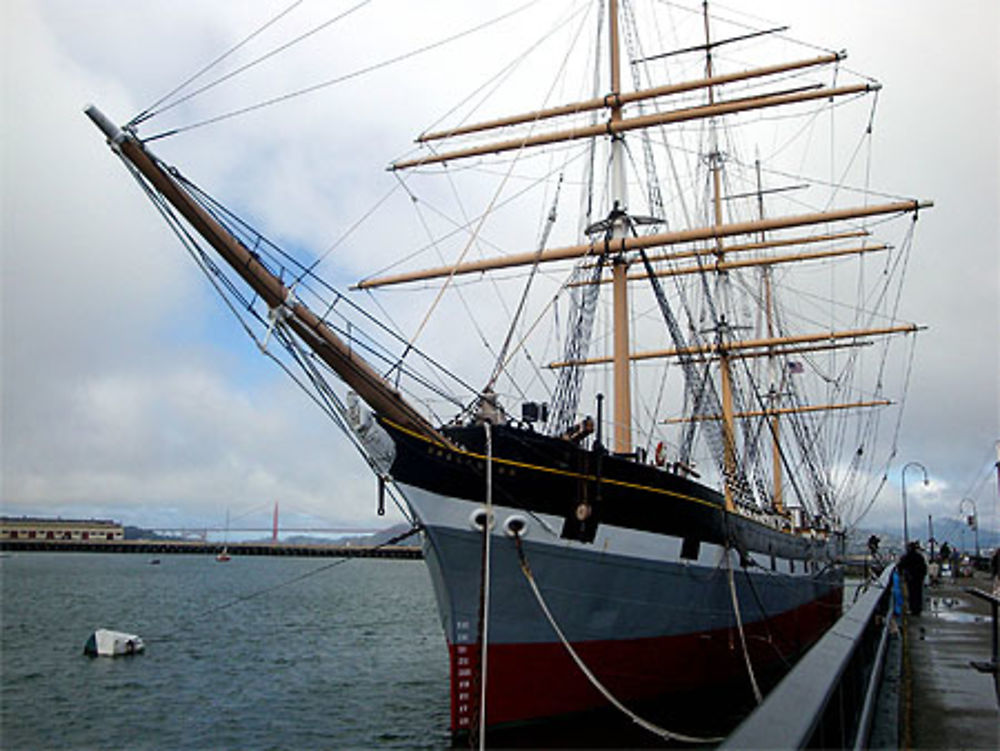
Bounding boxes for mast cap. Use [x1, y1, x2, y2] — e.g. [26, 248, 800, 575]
[84, 105, 125, 145]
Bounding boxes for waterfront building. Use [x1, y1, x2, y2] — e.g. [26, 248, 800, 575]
[0, 517, 124, 542]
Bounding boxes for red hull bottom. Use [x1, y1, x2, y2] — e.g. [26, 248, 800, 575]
[449, 587, 843, 733]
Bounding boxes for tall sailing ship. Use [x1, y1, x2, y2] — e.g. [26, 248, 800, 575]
[87, 0, 929, 738]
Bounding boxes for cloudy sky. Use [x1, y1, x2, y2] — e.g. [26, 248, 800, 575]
[2, 0, 997, 543]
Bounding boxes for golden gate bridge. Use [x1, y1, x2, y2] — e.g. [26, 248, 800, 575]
[151, 501, 384, 541]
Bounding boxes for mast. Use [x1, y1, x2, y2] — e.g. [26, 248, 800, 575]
[703, 0, 737, 511]
[757, 158, 785, 515]
[608, 0, 632, 454]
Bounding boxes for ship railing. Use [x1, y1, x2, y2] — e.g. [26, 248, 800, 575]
[721, 563, 898, 750]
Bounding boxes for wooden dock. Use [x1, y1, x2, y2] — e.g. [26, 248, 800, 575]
[0, 538, 422, 559]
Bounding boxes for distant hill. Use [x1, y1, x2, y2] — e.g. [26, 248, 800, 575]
[848, 519, 998, 557]
[239, 524, 421, 547]
[335, 523, 420, 547]
[124, 525, 183, 541]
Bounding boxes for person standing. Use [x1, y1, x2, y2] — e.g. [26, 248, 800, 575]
[991, 547, 999, 596]
[899, 541, 928, 615]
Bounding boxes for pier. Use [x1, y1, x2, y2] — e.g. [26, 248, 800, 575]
[723, 568, 999, 749]
[905, 579, 998, 748]
[0, 538, 422, 559]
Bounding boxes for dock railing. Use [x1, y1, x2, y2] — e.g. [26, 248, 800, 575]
[721, 564, 897, 750]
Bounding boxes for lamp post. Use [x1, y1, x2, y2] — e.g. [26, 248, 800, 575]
[959, 497, 979, 560]
[901, 461, 929, 547]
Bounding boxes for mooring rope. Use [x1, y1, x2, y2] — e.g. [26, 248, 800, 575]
[510, 532, 723, 744]
[726, 546, 764, 704]
[142, 524, 425, 643]
[478, 421, 494, 750]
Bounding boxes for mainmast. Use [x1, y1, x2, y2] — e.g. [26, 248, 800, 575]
[608, 0, 632, 455]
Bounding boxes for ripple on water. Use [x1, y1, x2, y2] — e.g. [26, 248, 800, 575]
[1, 554, 449, 749]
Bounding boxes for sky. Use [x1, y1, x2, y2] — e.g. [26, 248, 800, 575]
[2, 0, 998, 544]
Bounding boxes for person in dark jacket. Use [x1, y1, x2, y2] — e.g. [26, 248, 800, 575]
[899, 541, 928, 615]
[991, 547, 999, 596]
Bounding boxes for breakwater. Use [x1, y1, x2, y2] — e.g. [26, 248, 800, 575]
[0, 539, 422, 558]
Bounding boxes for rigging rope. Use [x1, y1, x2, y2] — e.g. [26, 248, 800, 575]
[298, 176, 404, 285]
[135, 0, 372, 127]
[144, 524, 424, 643]
[124, 154, 425, 522]
[636, 247, 747, 495]
[393, 175, 503, 380]
[143, 0, 542, 140]
[395, 0, 594, 381]
[171, 167, 482, 408]
[415, 1, 593, 144]
[486, 175, 564, 393]
[549, 256, 605, 436]
[130, 0, 310, 126]
[197, 525, 424, 621]
[475, 423, 494, 750]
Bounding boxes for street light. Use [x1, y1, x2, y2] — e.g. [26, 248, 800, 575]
[901, 461, 929, 546]
[959, 497, 980, 559]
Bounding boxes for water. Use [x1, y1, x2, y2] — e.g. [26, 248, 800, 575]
[1, 553, 450, 750]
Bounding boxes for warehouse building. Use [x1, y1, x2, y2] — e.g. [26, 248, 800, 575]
[0, 517, 125, 542]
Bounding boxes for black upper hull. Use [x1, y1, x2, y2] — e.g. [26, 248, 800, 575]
[382, 418, 841, 565]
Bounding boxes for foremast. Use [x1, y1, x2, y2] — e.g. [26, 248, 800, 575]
[702, 0, 738, 512]
[608, 0, 632, 456]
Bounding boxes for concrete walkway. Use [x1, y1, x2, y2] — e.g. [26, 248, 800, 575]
[903, 573, 998, 749]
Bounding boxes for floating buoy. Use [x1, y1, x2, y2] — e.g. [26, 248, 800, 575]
[83, 629, 145, 657]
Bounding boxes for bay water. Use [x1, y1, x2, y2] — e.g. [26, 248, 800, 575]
[1, 552, 450, 749]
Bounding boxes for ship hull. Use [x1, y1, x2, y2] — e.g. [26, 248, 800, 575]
[379, 419, 844, 734]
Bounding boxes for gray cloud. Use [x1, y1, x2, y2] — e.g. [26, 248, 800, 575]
[2, 0, 997, 541]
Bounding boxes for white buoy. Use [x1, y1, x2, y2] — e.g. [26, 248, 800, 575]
[83, 629, 145, 657]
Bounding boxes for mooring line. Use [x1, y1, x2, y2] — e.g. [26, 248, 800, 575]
[726, 546, 764, 704]
[511, 532, 723, 745]
[477, 421, 494, 750]
[145, 524, 424, 643]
